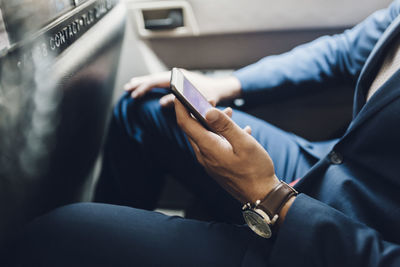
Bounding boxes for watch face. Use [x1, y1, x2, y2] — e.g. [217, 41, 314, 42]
[243, 210, 272, 238]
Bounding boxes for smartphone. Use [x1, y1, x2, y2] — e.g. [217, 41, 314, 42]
[170, 68, 214, 131]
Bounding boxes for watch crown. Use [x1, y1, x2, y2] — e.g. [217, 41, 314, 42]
[242, 181, 298, 239]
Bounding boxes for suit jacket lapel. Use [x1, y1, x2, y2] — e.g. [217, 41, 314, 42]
[345, 70, 400, 136]
[353, 14, 400, 116]
[344, 14, 400, 137]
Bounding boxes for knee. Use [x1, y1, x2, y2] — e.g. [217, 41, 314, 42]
[16, 203, 89, 266]
[17, 203, 131, 266]
[20, 203, 98, 244]
[113, 90, 170, 131]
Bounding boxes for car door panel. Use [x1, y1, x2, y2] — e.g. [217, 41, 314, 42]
[122, 0, 392, 72]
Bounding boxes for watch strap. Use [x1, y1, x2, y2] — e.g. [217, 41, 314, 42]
[257, 181, 298, 219]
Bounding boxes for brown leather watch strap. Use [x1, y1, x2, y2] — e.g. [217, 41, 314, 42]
[257, 181, 298, 219]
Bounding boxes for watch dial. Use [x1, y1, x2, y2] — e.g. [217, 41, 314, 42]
[243, 210, 272, 238]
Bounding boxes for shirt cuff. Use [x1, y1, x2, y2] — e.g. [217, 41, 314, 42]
[232, 67, 257, 97]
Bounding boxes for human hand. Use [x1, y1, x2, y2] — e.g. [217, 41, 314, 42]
[124, 70, 242, 108]
[174, 98, 280, 204]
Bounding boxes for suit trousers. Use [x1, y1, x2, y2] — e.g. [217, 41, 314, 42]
[18, 90, 336, 266]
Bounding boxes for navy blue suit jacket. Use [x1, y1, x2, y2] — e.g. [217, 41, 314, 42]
[234, 1, 400, 266]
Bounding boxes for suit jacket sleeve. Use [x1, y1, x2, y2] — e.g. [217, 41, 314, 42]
[269, 194, 400, 267]
[233, 1, 399, 103]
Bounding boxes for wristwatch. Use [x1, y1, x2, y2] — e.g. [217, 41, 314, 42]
[242, 181, 298, 238]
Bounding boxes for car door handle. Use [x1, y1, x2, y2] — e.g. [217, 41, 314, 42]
[144, 9, 183, 30]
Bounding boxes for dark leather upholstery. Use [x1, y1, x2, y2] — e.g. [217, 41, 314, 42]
[0, 2, 126, 253]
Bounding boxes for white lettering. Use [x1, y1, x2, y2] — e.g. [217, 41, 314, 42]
[54, 34, 60, 47]
[50, 37, 56, 50]
[58, 32, 66, 45]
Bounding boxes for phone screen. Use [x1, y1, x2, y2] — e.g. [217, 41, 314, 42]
[182, 78, 213, 119]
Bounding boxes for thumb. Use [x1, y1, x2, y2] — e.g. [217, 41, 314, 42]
[206, 108, 244, 145]
[244, 125, 252, 135]
[159, 94, 175, 107]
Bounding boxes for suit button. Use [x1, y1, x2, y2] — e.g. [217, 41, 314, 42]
[329, 151, 343, 164]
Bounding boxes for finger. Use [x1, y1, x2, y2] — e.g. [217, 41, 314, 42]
[124, 83, 133, 91]
[159, 94, 175, 108]
[244, 125, 252, 135]
[125, 77, 145, 91]
[208, 99, 217, 107]
[131, 83, 151, 98]
[205, 108, 247, 150]
[129, 77, 145, 86]
[151, 71, 172, 88]
[223, 107, 233, 118]
[174, 98, 216, 147]
[124, 81, 141, 91]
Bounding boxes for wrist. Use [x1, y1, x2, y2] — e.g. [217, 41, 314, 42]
[277, 195, 296, 227]
[247, 175, 280, 204]
[242, 180, 298, 238]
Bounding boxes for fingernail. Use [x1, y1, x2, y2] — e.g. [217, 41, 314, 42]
[224, 107, 232, 113]
[131, 92, 137, 98]
[206, 109, 219, 123]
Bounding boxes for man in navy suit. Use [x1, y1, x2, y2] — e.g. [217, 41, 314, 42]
[19, 1, 400, 266]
